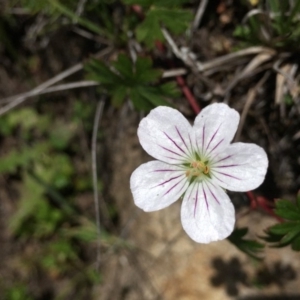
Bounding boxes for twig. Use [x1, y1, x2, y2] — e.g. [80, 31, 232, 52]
[162, 27, 275, 74]
[198, 47, 276, 72]
[192, 0, 209, 30]
[92, 98, 105, 271]
[0, 81, 99, 104]
[0, 63, 83, 116]
[234, 71, 270, 141]
[0, 46, 113, 114]
[162, 68, 187, 78]
[75, 0, 87, 17]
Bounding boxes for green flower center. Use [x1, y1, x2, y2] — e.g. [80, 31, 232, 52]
[185, 159, 211, 181]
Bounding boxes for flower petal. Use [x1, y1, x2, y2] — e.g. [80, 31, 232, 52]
[130, 160, 189, 212]
[181, 180, 235, 243]
[138, 106, 193, 164]
[193, 103, 240, 157]
[211, 142, 268, 192]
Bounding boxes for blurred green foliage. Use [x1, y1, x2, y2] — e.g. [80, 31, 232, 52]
[4, 283, 33, 300]
[123, 0, 192, 47]
[0, 105, 101, 294]
[235, 0, 300, 49]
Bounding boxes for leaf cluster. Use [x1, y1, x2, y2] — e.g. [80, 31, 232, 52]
[228, 227, 264, 260]
[123, 0, 192, 47]
[86, 54, 179, 111]
[263, 197, 300, 251]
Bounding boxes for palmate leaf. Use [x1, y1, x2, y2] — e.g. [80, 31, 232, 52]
[124, 0, 192, 47]
[136, 8, 192, 47]
[262, 196, 300, 251]
[85, 54, 178, 111]
[227, 228, 264, 260]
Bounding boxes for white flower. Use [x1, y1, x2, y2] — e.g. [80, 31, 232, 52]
[130, 103, 268, 243]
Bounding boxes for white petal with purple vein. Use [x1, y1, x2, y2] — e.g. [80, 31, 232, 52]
[138, 106, 193, 164]
[181, 181, 235, 243]
[211, 142, 268, 192]
[130, 160, 188, 212]
[193, 103, 240, 156]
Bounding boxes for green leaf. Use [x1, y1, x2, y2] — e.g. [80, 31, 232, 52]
[280, 229, 300, 245]
[135, 57, 162, 83]
[269, 222, 300, 235]
[158, 81, 181, 97]
[228, 227, 264, 260]
[111, 85, 128, 107]
[85, 59, 121, 85]
[113, 54, 134, 79]
[86, 54, 179, 111]
[135, 6, 192, 47]
[274, 199, 300, 220]
[292, 235, 300, 251]
[130, 88, 153, 111]
[137, 86, 171, 107]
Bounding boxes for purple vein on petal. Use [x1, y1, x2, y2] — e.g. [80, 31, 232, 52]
[151, 174, 183, 189]
[196, 133, 201, 155]
[213, 155, 233, 164]
[207, 138, 224, 156]
[215, 164, 242, 168]
[159, 145, 182, 157]
[206, 183, 220, 205]
[203, 184, 209, 211]
[164, 131, 186, 155]
[187, 183, 196, 203]
[175, 126, 190, 155]
[177, 178, 188, 195]
[188, 133, 194, 153]
[163, 176, 186, 196]
[202, 124, 205, 153]
[205, 124, 221, 152]
[194, 184, 199, 217]
[213, 170, 241, 180]
[162, 156, 181, 161]
[152, 169, 183, 173]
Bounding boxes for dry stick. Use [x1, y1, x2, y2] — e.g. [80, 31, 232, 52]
[0, 81, 99, 104]
[92, 98, 105, 271]
[0, 46, 113, 114]
[160, 29, 201, 113]
[234, 71, 270, 142]
[0, 68, 180, 106]
[0, 63, 83, 116]
[223, 51, 275, 103]
[75, 0, 88, 17]
[162, 28, 273, 73]
[192, 0, 209, 30]
[198, 46, 275, 72]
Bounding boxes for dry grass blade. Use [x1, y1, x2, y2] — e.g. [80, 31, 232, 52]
[92, 98, 105, 271]
[192, 0, 209, 30]
[198, 47, 275, 72]
[275, 64, 291, 105]
[0, 81, 99, 105]
[0, 63, 83, 116]
[235, 72, 270, 142]
[225, 51, 275, 96]
[0, 46, 113, 115]
[162, 68, 187, 78]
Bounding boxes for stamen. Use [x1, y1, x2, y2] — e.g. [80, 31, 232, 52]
[186, 159, 210, 179]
